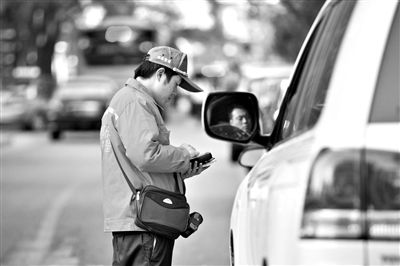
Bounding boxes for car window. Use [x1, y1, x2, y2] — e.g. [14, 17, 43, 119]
[280, 1, 355, 140]
[369, 6, 400, 123]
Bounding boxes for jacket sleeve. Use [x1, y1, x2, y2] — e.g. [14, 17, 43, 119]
[117, 99, 190, 173]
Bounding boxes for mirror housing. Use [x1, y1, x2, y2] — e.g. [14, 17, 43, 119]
[203, 92, 260, 143]
[239, 147, 265, 168]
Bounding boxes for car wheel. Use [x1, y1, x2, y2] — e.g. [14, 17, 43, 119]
[21, 122, 33, 131]
[49, 128, 62, 140]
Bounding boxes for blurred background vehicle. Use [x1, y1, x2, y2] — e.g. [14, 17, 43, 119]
[78, 16, 157, 65]
[242, 63, 292, 135]
[175, 62, 225, 119]
[0, 79, 50, 131]
[47, 75, 119, 140]
[230, 63, 292, 162]
[202, 0, 400, 265]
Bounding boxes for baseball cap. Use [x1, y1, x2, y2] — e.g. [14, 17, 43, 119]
[145, 46, 203, 92]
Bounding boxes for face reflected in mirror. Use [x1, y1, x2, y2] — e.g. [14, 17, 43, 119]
[209, 104, 254, 141]
[229, 106, 252, 134]
[205, 93, 258, 142]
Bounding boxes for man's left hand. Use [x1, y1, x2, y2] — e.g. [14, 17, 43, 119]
[180, 161, 206, 179]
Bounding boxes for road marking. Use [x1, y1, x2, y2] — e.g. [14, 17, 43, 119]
[4, 183, 79, 265]
[43, 237, 79, 265]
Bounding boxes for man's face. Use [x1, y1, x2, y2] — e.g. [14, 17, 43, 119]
[154, 72, 182, 108]
[230, 107, 251, 132]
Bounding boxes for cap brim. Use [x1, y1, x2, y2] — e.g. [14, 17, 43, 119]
[179, 76, 203, 92]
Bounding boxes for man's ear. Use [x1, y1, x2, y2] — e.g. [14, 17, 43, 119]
[156, 68, 165, 81]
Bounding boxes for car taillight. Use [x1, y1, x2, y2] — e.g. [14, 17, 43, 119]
[301, 149, 400, 240]
[364, 150, 400, 240]
[301, 150, 363, 239]
[368, 211, 400, 239]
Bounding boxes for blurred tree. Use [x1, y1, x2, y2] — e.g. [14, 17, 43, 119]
[247, 0, 325, 62]
[205, 0, 224, 39]
[96, 0, 135, 16]
[272, 0, 326, 61]
[1, 0, 80, 90]
[1, 0, 323, 88]
[0, 0, 138, 90]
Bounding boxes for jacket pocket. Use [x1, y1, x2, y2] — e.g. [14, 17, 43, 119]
[150, 234, 174, 263]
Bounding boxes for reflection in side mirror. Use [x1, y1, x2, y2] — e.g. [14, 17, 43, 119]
[239, 148, 265, 168]
[203, 92, 259, 143]
[209, 124, 251, 141]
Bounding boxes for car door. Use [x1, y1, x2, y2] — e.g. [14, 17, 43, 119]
[246, 1, 359, 264]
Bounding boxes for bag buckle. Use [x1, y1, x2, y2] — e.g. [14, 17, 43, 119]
[136, 191, 140, 201]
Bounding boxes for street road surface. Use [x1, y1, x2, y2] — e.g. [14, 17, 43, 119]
[0, 111, 246, 266]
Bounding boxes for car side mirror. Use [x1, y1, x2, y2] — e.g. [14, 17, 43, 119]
[239, 147, 265, 168]
[203, 92, 259, 143]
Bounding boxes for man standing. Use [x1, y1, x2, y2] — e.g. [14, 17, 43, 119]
[100, 46, 206, 266]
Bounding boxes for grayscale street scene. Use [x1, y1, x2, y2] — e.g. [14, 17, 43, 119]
[1, 0, 399, 266]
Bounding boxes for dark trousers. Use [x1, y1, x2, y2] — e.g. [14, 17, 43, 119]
[112, 231, 175, 266]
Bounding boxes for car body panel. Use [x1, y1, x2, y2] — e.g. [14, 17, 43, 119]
[297, 240, 364, 265]
[367, 241, 400, 266]
[316, 0, 398, 150]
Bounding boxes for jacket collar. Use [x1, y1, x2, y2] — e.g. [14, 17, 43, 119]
[124, 78, 164, 110]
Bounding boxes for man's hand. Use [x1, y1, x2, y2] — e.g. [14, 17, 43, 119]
[180, 161, 206, 180]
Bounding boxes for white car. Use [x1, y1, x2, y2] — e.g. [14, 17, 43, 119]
[202, 0, 399, 265]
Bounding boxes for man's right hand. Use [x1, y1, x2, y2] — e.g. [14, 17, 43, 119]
[180, 143, 200, 158]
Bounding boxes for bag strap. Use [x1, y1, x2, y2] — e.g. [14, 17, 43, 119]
[107, 122, 147, 194]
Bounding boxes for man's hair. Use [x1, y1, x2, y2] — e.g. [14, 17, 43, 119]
[134, 61, 176, 82]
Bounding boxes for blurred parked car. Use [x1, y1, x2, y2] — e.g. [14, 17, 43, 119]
[203, 0, 399, 265]
[0, 80, 49, 130]
[47, 75, 119, 140]
[177, 69, 217, 119]
[243, 64, 292, 134]
[78, 16, 157, 65]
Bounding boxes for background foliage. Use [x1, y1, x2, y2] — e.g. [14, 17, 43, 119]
[0, 0, 325, 89]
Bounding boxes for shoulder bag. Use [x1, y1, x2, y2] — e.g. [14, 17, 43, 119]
[107, 123, 190, 240]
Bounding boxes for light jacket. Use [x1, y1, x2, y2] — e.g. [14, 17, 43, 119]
[100, 78, 191, 232]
